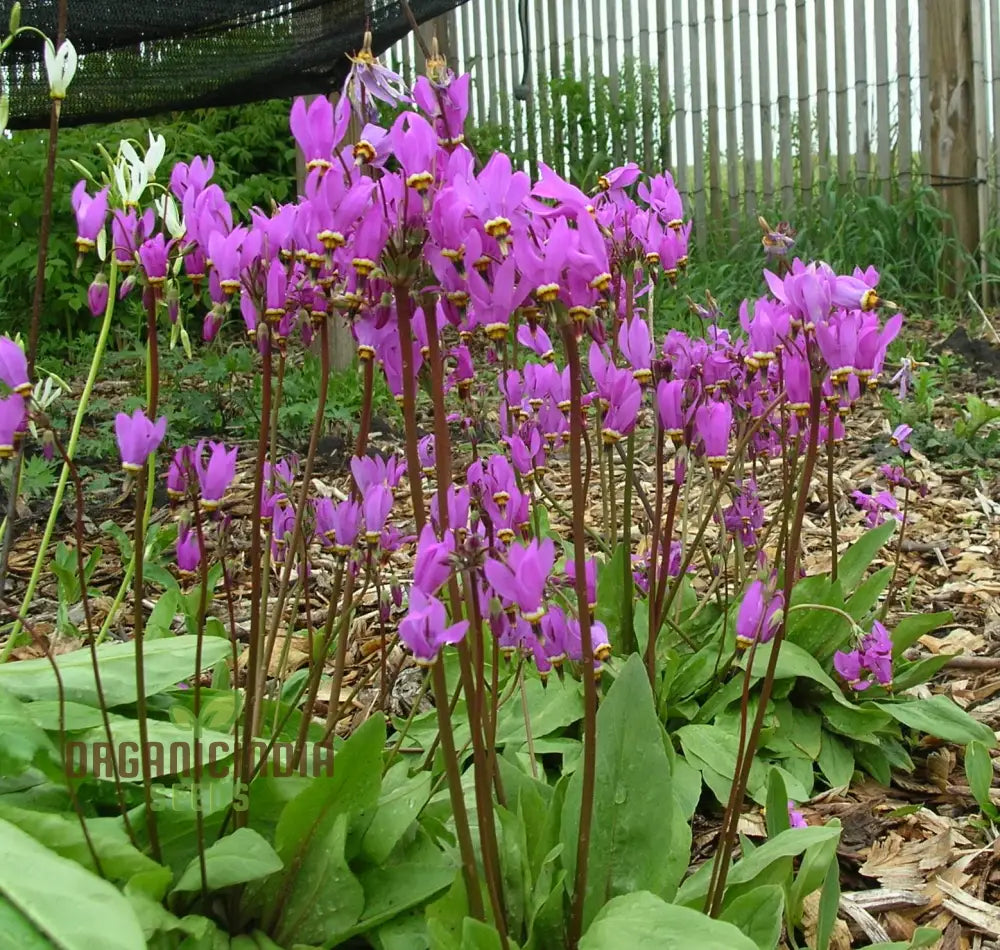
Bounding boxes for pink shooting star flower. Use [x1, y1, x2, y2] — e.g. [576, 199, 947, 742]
[289, 94, 351, 171]
[70, 181, 110, 254]
[834, 620, 893, 691]
[467, 255, 529, 342]
[169, 156, 214, 201]
[196, 441, 238, 509]
[787, 801, 808, 829]
[656, 379, 688, 445]
[850, 489, 899, 528]
[484, 538, 556, 623]
[137, 233, 170, 287]
[167, 445, 195, 502]
[695, 400, 733, 469]
[351, 454, 406, 493]
[330, 499, 362, 555]
[735, 579, 784, 649]
[618, 317, 653, 384]
[362, 484, 394, 546]
[0, 395, 27, 458]
[176, 524, 201, 575]
[115, 409, 167, 472]
[890, 424, 912, 454]
[413, 524, 454, 596]
[88, 273, 110, 317]
[398, 588, 469, 665]
[0, 338, 30, 396]
[638, 172, 684, 229]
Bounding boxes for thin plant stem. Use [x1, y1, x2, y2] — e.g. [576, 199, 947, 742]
[189, 498, 211, 902]
[50, 436, 137, 845]
[132, 466, 162, 861]
[706, 377, 822, 917]
[827, 404, 839, 581]
[238, 332, 272, 823]
[560, 321, 598, 950]
[258, 320, 333, 721]
[423, 301, 506, 937]
[620, 431, 636, 654]
[431, 659, 486, 921]
[6, 259, 120, 654]
[393, 286, 426, 530]
[881, 475, 910, 621]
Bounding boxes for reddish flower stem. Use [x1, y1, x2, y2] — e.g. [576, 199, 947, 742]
[561, 323, 598, 950]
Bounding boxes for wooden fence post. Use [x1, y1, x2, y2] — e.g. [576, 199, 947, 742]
[927, 0, 981, 293]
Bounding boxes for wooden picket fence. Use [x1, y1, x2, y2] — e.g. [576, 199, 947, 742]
[387, 0, 1000, 283]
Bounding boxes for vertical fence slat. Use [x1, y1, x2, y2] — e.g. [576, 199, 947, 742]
[992, 0, 1000, 195]
[623, 0, 637, 162]
[563, 0, 578, 172]
[874, 1, 891, 198]
[546, 0, 563, 176]
[670, 0, 686, 194]
[796, 0, 813, 206]
[580, 1, 593, 166]
[992, 0, 1000, 196]
[776, 0, 794, 211]
[659, 0, 673, 175]
[723, 0, 740, 238]
[485, 0, 500, 125]
[815, 0, 830, 192]
[971, 0, 990, 301]
[639, 0, 654, 170]
[896, 0, 913, 193]
[497, 0, 512, 137]
[689, 0, 707, 244]
[740, 0, 756, 217]
[758, 0, 774, 204]
[607, 0, 622, 163]
[510, 0, 526, 168]
[706, 0, 723, 228]
[592, 1, 605, 176]
[832, 0, 849, 184]
[918, 0, 930, 179]
[533, 0, 550, 167]
[467, 0, 486, 133]
[853, 0, 870, 186]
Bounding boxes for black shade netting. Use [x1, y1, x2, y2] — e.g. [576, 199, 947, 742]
[2, 0, 467, 129]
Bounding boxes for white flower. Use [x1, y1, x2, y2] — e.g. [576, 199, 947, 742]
[145, 132, 166, 179]
[114, 140, 149, 206]
[156, 193, 185, 240]
[43, 38, 77, 100]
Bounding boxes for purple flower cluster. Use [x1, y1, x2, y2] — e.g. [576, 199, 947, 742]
[58, 49, 905, 677]
[833, 621, 893, 691]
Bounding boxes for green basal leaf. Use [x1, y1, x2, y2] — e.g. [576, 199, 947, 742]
[0, 638, 231, 707]
[964, 741, 1000, 819]
[817, 732, 855, 788]
[890, 611, 954, 658]
[172, 827, 282, 894]
[676, 825, 841, 908]
[360, 762, 432, 866]
[836, 519, 897, 594]
[579, 891, 758, 950]
[0, 818, 146, 950]
[0, 802, 169, 895]
[764, 768, 790, 838]
[719, 885, 784, 950]
[874, 696, 996, 747]
[890, 654, 953, 691]
[561, 655, 689, 933]
[595, 543, 628, 654]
